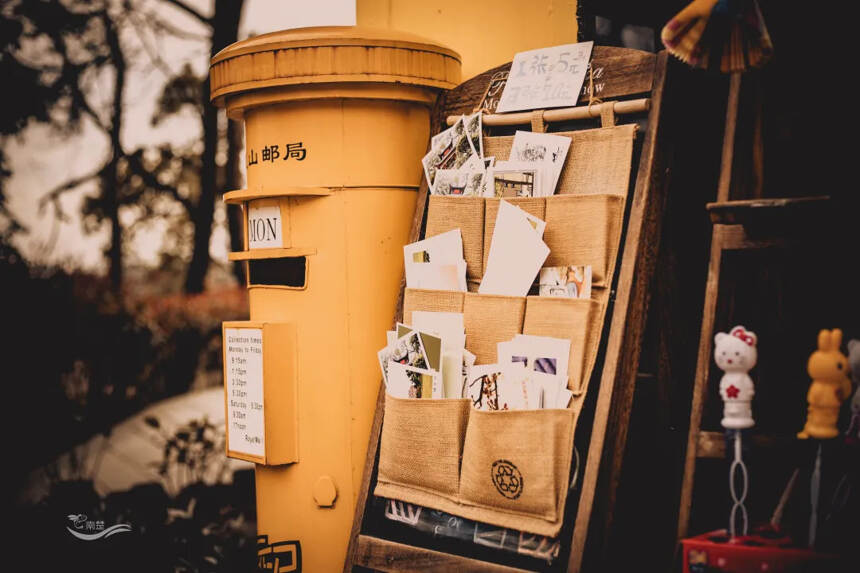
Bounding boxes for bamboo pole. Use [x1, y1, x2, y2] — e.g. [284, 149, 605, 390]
[445, 98, 650, 127]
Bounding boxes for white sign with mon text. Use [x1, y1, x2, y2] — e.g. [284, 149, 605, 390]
[248, 203, 283, 249]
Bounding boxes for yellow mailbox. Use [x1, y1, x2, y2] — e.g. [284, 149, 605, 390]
[210, 26, 460, 570]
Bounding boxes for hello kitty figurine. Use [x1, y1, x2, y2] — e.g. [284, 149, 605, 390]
[715, 326, 757, 430]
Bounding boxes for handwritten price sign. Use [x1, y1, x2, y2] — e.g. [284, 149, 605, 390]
[496, 41, 594, 114]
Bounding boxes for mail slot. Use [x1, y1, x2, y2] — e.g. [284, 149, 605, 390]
[211, 26, 460, 571]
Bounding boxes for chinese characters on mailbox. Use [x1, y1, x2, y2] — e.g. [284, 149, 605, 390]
[247, 141, 307, 166]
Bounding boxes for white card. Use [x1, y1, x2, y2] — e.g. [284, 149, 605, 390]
[485, 162, 545, 198]
[387, 361, 442, 399]
[479, 201, 550, 296]
[404, 230, 466, 290]
[556, 388, 573, 408]
[510, 334, 571, 381]
[412, 311, 467, 399]
[404, 229, 463, 265]
[247, 203, 283, 249]
[497, 363, 543, 410]
[463, 112, 483, 158]
[496, 42, 594, 113]
[404, 260, 467, 292]
[510, 131, 571, 196]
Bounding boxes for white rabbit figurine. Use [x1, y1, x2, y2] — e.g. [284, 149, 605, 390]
[714, 326, 757, 430]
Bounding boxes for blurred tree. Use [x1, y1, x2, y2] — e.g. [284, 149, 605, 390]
[147, 0, 245, 291]
[0, 0, 245, 293]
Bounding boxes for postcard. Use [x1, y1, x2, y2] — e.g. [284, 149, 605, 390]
[485, 163, 544, 198]
[527, 370, 568, 409]
[464, 112, 483, 158]
[411, 311, 465, 340]
[460, 153, 485, 172]
[432, 168, 484, 197]
[404, 230, 466, 291]
[556, 388, 573, 408]
[395, 324, 443, 372]
[522, 210, 547, 238]
[479, 201, 550, 297]
[466, 364, 505, 410]
[387, 361, 442, 399]
[510, 334, 571, 381]
[496, 364, 543, 410]
[421, 147, 442, 191]
[422, 117, 474, 190]
[467, 363, 542, 410]
[510, 131, 571, 196]
[461, 349, 477, 399]
[449, 117, 475, 170]
[405, 260, 467, 291]
[378, 329, 430, 385]
[539, 265, 592, 299]
[431, 123, 454, 150]
[411, 311, 467, 399]
[404, 229, 462, 265]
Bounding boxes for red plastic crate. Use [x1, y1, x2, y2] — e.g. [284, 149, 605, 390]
[681, 529, 841, 572]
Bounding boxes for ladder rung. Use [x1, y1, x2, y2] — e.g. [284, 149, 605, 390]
[706, 196, 830, 226]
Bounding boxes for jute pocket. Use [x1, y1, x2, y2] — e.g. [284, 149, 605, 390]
[482, 197, 547, 276]
[403, 288, 465, 325]
[543, 194, 624, 287]
[484, 125, 636, 198]
[425, 195, 485, 281]
[376, 395, 471, 497]
[523, 296, 599, 396]
[459, 408, 576, 526]
[463, 293, 526, 365]
[556, 124, 637, 197]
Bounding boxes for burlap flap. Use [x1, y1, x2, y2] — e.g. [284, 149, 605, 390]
[483, 124, 636, 197]
[543, 194, 624, 287]
[463, 293, 526, 365]
[459, 408, 576, 534]
[557, 124, 636, 196]
[403, 288, 465, 325]
[376, 395, 471, 497]
[426, 196, 485, 281]
[522, 296, 600, 396]
[483, 197, 547, 276]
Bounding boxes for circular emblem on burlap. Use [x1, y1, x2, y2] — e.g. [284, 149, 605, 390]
[491, 459, 523, 499]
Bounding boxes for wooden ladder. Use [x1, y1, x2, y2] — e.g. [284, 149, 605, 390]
[675, 72, 831, 543]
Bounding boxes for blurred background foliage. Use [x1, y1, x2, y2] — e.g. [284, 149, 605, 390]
[1, 1, 253, 569]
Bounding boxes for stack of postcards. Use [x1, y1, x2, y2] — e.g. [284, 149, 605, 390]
[423, 124, 574, 200]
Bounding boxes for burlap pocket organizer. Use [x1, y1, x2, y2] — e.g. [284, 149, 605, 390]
[375, 123, 637, 538]
[376, 289, 585, 537]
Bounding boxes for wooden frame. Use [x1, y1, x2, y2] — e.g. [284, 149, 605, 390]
[344, 46, 681, 572]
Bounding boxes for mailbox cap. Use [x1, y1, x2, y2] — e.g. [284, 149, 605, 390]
[210, 26, 462, 107]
